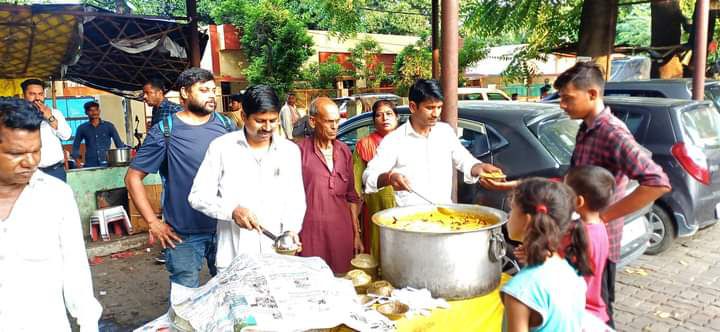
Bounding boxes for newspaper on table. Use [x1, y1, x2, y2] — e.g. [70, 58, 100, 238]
[136, 253, 394, 332]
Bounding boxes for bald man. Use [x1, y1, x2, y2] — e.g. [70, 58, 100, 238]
[297, 97, 363, 274]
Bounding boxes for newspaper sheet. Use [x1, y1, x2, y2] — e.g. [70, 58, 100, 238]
[140, 253, 395, 332]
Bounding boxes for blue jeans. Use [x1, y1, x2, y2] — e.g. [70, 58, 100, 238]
[165, 232, 217, 288]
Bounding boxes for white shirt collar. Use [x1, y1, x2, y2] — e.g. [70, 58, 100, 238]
[235, 128, 281, 152]
[402, 119, 434, 138]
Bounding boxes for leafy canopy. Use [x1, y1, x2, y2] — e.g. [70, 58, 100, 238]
[211, 0, 314, 96]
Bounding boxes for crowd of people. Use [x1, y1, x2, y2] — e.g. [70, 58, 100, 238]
[0, 61, 672, 331]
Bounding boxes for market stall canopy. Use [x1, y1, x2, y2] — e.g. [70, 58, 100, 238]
[0, 3, 207, 97]
[0, 4, 82, 95]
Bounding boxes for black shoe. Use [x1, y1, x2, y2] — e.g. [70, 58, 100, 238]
[154, 249, 166, 264]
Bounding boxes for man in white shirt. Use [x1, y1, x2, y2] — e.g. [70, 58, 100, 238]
[189, 85, 306, 272]
[0, 98, 102, 331]
[21, 79, 72, 182]
[279, 93, 300, 139]
[362, 79, 506, 206]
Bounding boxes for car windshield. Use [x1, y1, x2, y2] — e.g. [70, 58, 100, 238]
[459, 93, 484, 101]
[704, 84, 720, 110]
[486, 93, 508, 101]
[535, 117, 580, 165]
[681, 104, 720, 149]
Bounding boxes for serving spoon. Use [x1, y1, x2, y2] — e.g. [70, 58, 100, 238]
[408, 188, 454, 215]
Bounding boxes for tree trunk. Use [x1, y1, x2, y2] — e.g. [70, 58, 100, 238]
[651, 0, 685, 78]
[577, 0, 619, 79]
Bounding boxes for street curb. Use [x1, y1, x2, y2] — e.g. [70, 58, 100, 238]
[86, 233, 149, 258]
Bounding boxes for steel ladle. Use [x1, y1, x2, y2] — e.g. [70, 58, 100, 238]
[259, 225, 300, 252]
[408, 188, 453, 215]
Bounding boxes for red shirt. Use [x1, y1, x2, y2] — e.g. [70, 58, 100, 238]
[571, 107, 671, 262]
[297, 138, 360, 274]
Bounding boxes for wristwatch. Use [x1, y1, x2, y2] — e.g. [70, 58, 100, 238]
[48, 115, 56, 123]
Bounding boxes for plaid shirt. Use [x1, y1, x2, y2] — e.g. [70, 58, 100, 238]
[149, 98, 182, 128]
[571, 107, 670, 262]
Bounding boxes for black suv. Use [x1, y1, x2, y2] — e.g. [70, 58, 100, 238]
[603, 97, 720, 254]
[546, 79, 720, 112]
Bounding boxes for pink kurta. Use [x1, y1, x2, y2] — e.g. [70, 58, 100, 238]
[298, 138, 360, 274]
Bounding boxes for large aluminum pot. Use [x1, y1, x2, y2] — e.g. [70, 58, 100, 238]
[106, 148, 132, 166]
[372, 204, 507, 300]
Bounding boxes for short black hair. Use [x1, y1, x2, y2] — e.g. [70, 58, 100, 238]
[371, 99, 397, 118]
[175, 67, 215, 92]
[230, 93, 243, 103]
[0, 97, 44, 133]
[409, 79, 444, 105]
[242, 85, 280, 117]
[144, 77, 166, 92]
[20, 79, 45, 93]
[565, 165, 615, 212]
[553, 61, 605, 93]
[84, 101, 99, 112]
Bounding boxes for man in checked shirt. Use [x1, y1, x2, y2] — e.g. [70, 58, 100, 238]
[555, 62, 671, 327]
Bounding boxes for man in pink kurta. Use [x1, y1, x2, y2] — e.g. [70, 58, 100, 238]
[298, 97, 362, 274]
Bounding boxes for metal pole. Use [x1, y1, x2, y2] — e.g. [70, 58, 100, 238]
[432, 0, 440, 79]
[123, 97, 133, 146]
[693, 0, 709, 100]
[50, 79, 57, 109]
[440, 0, 459, 130]
[186, 0, 201, 67]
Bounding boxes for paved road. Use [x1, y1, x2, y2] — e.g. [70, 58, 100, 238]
[88, 223, 720, 331]
[614, 223, 720, 332]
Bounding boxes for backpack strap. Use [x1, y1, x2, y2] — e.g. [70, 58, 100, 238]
[215, 112, 235, 132]
[158, 114, 173, 148]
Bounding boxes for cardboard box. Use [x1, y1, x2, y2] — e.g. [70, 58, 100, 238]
[128, 184, 162, 234]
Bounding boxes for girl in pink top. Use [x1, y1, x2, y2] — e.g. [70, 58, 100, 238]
[565, 165, 615, 323]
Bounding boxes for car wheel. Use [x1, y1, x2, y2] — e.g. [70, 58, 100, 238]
[645, 205, 675, 255]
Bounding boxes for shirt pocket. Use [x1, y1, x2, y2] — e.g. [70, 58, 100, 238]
[331, 170, 350, 197]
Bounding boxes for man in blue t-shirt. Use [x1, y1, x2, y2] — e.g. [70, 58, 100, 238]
[125, 68, 236, 288]
[71, 101, 127, 168]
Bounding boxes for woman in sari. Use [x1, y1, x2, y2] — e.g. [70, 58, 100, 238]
[353, 100, 399, 260]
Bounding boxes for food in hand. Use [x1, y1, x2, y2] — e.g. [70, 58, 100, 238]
[480, 170, 506, 180]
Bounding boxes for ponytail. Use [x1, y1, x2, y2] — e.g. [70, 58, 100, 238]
[564, 220, 593, 276]
[513, 178, 587, 272]
[524, 213, 561, 266]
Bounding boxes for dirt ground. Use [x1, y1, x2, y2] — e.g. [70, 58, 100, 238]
[88, 245, 210, 331]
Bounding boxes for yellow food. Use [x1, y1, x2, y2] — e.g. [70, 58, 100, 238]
[377, 211, 497, 232]
[480, 171, 506, 179]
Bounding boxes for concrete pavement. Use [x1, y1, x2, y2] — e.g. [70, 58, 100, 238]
[615, 223, 720, 331]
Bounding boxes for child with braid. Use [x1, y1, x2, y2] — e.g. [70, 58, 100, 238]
[501, 178, 593, 331]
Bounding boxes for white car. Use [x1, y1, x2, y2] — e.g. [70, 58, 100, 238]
[458, 87, 511, 101]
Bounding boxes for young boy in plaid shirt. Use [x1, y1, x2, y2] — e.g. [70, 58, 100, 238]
[554, 62, 671, 326]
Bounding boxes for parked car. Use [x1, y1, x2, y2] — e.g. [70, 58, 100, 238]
[545, 79, 720, 111]
[332, 93, 401, 118]
[458, 87, 511, 101]
[337, 101, 652, 267]
[601, 97, 720, 254]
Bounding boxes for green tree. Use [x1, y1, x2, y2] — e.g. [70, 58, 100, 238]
[211, 0, 314, 96]
[300, 55, 346, 89]
[393, 41, 432, 95]
[463, 0, 582, 82]
[616, 3, 651, 46]
[349, 37, 385, 88]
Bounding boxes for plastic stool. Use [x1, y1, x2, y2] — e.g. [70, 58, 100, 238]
[90, 206, 132, 241]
